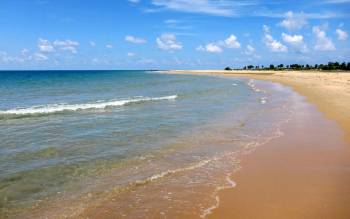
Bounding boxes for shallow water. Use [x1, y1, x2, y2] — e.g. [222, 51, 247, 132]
[0, 71, 295, 218]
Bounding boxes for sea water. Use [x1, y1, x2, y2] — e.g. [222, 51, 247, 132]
[0, 70, 296, 218]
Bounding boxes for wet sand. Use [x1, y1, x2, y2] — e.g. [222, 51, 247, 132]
[209, 97, 350, 219]
[165, 70, 350, 218]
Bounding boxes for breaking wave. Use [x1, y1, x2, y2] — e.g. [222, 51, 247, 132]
[0, 95, 178, 119]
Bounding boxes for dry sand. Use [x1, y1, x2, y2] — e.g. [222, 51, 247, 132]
[165, 70, 350, 218]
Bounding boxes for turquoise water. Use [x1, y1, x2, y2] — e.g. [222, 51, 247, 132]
[0, 71, 294, 218]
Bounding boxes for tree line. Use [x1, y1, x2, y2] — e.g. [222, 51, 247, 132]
[225, 62, 350, 71]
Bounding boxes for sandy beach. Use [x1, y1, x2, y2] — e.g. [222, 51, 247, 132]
[165, 70, 350, 218]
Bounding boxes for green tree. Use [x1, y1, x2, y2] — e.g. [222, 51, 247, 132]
[340, 62, 346, 70]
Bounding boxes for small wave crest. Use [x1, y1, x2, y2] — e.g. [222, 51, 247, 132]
[247, 80, 269, 104]
[0, 95, 178, 119]
[247, 79, 266, 94]
[134, 158, 215, 186]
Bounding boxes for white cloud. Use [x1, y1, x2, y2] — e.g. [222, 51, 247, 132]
[0, 52, 26, 63]
[21, 49, 29, 56]
[196, 43, 223, 53]
[257, 11, 342, 19]
[146, 1, 345, 18]
[263, 25, 270, 33]
[206, 43, 222, 53]
[156, 33, 182, 50]
[224, 34, 241, 48]
[164, 19, 179, 24]
[37, 38, 79, 54]
[53, 40, 79, 47]
[53, 40, 79, 54]
[92, 58, 103, 65]
[18, 49, 33, 62]
[89, 41, 96, 47]
[60, 46, 78, 54]
[163, 19, 193, 30]
[312, 26, 336, 51]
[125, 35, 147, 44]
[106, 44, 113, 49]
[151, 0, 237, 16]
[245, 45, 255, 55]
[33, 53, 49, 61]
[336, 28, 348, 40]
[92, 58, 99, 64]
[263, 25, 288, 52]
[138, 58, 157, 65]
[244, 44, 261, 59]
[196, 34, 240, 53]
[282, 33, 308, 52]
[38, 38, 55, 53]
[323, 0, 350, 4]
[279, 11, 307, 31]
[1, 49, 49, 64]
[264, 35, 288, 52]
[21, 49, 29, 57]
[127, 52, 136, 57]
[196, 45, 205, 51]
[0, 51, 11, 63]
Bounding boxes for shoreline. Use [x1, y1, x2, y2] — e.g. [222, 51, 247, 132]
[163, 70, 350, 141]
[163, 70, 350, 218]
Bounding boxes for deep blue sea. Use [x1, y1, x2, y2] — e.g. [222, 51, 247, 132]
[0, 70, 296, 218]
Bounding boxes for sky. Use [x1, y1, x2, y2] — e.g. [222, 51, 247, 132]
[0, 0, 349, 70]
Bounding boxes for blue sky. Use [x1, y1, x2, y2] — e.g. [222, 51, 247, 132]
[0, 0, 349, 70]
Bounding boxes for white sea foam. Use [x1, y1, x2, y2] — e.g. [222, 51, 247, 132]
[200, 173, 237, 218]
[0, 95, 178, 116]
[260, 97, 268, 104]
[247, 79, 266, 94]
[135, 158, 215, 186]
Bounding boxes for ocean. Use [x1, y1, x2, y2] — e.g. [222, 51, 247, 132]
[0, 70, 296, 218]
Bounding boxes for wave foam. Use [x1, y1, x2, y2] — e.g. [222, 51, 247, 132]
[0, 95, 177, 118]
[247, 79, 266, 94]
[135, 158, 214, 186]
[200, 173, 237, 218]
